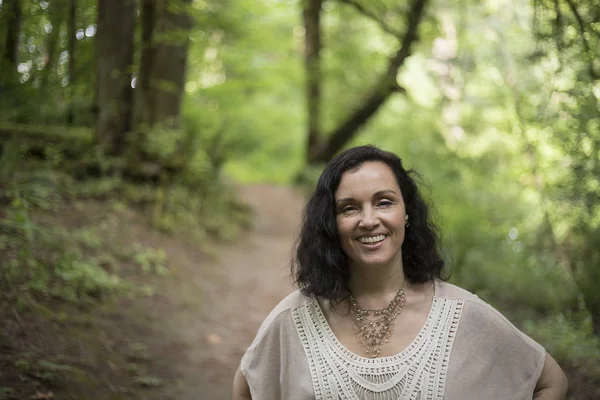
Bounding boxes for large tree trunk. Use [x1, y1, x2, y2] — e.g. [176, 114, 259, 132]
[146, 0, 193, 128]
[307, 0, 428, 164]
[127, 0, 192, 177]
[0, 0, 22, 95]
[95, 0, 135, 155]
[134, 0, 193, 129]
[133, 0, 157, 129]
[0, 0, 21, 68]
[303, 0, 323, 163]
[67, 0, 77, 124]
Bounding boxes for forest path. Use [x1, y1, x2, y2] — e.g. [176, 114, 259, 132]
[143, 184, 305, 400]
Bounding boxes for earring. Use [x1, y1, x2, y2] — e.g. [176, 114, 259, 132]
[405, 214, 409, 227]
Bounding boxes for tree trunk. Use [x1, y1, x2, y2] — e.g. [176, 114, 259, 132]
[133, 0, 157, 129]
[303, 0, 323, 163]
[126, 0, 192, 177]
[581, 273, 600, 337]
[307, 0, 428, 164]
[95, 0, 135, 155]
[0, 0, 22, 95]
[579, 235, 600, 337]
[67, 0, 77, 124]
[146, 0, 193, 128]
[0, 0, 21, 68]
[41, 1, 66, 88]
[134, 0, 193, 129]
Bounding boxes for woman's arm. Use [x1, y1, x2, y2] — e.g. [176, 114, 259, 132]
[533, 353, 568, 399]
[232, 366, 252, 400]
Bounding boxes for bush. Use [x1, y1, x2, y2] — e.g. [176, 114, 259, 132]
[453, 249, 579, 321]
[525, 313, 600, 377]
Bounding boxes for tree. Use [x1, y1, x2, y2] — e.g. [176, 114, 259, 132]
[0, 0, 23, 95]
[40, 0, 66, 89]
[303, 0, 323, 162]
[303, 0, 429, 164]
[134, 0, 193, 129]
[530, 0, 600, 335]
[95, 0, 135, 154]
[67, 0, 77, 124]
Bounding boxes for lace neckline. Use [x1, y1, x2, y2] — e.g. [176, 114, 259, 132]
[311, 281, 438, 364]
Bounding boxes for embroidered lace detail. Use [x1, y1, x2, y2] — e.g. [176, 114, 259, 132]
[292, 297, 463, 400]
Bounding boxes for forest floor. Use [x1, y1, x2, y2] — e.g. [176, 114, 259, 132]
[0, 184, 303, 400]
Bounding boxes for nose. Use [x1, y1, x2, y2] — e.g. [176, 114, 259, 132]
[358, 207, 379, 230]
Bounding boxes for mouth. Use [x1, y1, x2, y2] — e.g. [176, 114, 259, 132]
[357, 234, 388, 245]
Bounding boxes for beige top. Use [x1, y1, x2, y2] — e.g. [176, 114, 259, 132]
[240, 279, 546, 400]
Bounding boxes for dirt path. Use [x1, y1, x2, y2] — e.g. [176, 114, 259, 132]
[141, 184, 305, 399]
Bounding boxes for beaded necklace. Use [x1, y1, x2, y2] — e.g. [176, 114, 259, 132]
[348, 285, 406, 358]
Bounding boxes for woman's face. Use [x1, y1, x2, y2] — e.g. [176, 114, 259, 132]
[334, 161, 407, 271]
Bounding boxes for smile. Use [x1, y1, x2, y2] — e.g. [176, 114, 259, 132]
[357, 234, 387, 244]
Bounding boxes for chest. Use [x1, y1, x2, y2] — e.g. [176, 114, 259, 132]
[291, 298, 464, 400]
[322, 301, 432, 359]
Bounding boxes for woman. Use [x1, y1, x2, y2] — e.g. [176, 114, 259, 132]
[233, 145, 568, 399]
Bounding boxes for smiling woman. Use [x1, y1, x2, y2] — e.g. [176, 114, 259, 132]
[233, 145, 568, 400]
[335, 162, 408, 275]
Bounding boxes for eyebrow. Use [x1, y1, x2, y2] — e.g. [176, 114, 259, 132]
[335, 189, 398, 204]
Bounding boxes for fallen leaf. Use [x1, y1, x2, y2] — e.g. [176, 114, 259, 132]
[206, 333, 222, 345]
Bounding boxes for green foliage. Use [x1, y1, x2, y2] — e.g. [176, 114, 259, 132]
[134, 375, 164, 388]
[0, 0, 97, 125]
[0, 119, 252, 311]
[525, 314, 600, 376]
[455, 254, 579, 319]
[13, 355, 86, 386]
[127, 343, 152, 361]
[53, 256, 121, 302]
[129, 244, 168, 276]
[0, 387, 16, 400]
[0, 172, 122, 305]
[147, 179, 251, 242]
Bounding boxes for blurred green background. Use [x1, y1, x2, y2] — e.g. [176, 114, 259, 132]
[0, 0, 598, 398]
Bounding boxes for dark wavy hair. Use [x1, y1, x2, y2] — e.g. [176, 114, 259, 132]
[292, 145, 445, 302]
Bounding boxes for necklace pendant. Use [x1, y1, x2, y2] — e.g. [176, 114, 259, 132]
[349, 286, 407, 358]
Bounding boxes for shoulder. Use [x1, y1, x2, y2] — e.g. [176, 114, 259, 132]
[436, 279, 545, 374]
[241, 290, 315, 397]
[439, 280, 546, 397]
[250, 290, 313, 344]
[435, 279, 540, 344]
[434, 278, 481, 302]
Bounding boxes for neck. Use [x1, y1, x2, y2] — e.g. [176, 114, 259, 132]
[347, 261, 405, 310]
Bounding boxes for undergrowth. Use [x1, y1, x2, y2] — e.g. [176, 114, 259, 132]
[0, 128, 252, 398]
[0, 145, 250, 311]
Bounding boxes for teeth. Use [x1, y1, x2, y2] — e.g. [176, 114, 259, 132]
[358, 235, 386, 244]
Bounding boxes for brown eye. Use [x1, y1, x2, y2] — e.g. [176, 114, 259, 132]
[377, 199, 394, 208]
[342, 205, 357, 213]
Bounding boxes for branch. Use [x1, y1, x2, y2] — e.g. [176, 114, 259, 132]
[337, 0, 403, 37]
[391, 83, 407, 93]
[391, 0, 426, 70]
[564, 0, 599, 78]
[312, 0, 427, 162]
[564, 0, 589, 53]
[554, 0, 562, 48]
